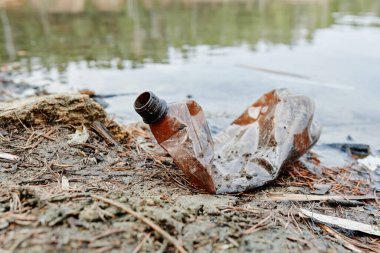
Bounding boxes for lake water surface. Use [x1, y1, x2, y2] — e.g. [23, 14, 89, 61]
[2, 0, 380, 149]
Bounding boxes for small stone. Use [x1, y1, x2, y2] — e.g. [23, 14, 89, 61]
[0, 220, 9, 230]
[311, 183, 332, 195]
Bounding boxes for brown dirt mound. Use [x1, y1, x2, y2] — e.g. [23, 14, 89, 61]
[0, 94, 129, 144]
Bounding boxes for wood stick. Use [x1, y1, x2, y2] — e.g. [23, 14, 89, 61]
[264, 193, 376, 202]
[300, 208, 380, 237]
[91, 121, 120, 147]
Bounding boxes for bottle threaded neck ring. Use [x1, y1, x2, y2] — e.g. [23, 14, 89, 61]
[134, 91, 168, 124]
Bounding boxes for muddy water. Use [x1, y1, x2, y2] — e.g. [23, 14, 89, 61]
[1, 0, 380, 149]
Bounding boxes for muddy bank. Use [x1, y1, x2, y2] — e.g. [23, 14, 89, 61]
[0, 94, 379, 252]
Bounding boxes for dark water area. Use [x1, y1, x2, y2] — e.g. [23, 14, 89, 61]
[1, 0, 380, 149]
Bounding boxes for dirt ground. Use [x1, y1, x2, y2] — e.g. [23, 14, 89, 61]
[0, 92, 379, 253]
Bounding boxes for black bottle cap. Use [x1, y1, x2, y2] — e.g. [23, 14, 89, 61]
[134, 91, 168, 124]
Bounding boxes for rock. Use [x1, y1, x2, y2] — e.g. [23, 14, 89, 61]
[0, 219, 9, 230]
[79, 204, 101, 222]
[311, 183, 332, 195]
[79, 203, 122, 222]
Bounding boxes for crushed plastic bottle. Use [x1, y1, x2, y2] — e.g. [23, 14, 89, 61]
[134, 89, 321, 194]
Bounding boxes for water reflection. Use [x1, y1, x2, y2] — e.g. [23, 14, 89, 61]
[30, 0, 86, 14]
[0, 0, 379, 71]
[1, 0, 380, 149]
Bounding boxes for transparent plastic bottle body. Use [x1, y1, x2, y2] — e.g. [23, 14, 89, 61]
[212, 89, 321, 193]
[135, 90, 321, 194]
[150, 100, 216, 193]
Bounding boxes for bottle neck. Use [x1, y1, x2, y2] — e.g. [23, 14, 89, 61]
[134, 91, 168, 124]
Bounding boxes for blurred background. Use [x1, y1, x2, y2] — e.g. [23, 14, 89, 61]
[1, 0, 380, 148]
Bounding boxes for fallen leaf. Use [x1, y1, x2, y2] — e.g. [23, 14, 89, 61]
[61, 176, 70, 190]
[68, 126, 89, 145]
[0, 152, 19, 161]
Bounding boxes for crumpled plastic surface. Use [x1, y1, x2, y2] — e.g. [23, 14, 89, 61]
[143, 89, 321, 194]
[212, 89, 321, 193]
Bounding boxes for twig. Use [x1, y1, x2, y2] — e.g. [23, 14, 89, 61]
[91, 121, 120, 147]
[131, 233, 151, 253]
[243, 214, 272, 234]
[93, 246, 113, 253]
[8, 231, 39, 253]
[374, 189, 380, 206]
[14, 112, 29, 132]
[91, 194, 187, 253]
[286, 236, 313, 248]
[320, 225, 362, 253]
[220, 205, 261, 214]
[91, 228, 127, 241]
[22, 128, 56, 149]
[290, 207, 303, 235]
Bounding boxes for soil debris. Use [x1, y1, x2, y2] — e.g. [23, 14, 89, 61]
[0, 94, 379, 252]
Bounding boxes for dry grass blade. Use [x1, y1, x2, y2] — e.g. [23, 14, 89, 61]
[321, 224, 379, 252]
[91, 194, 187, 253]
